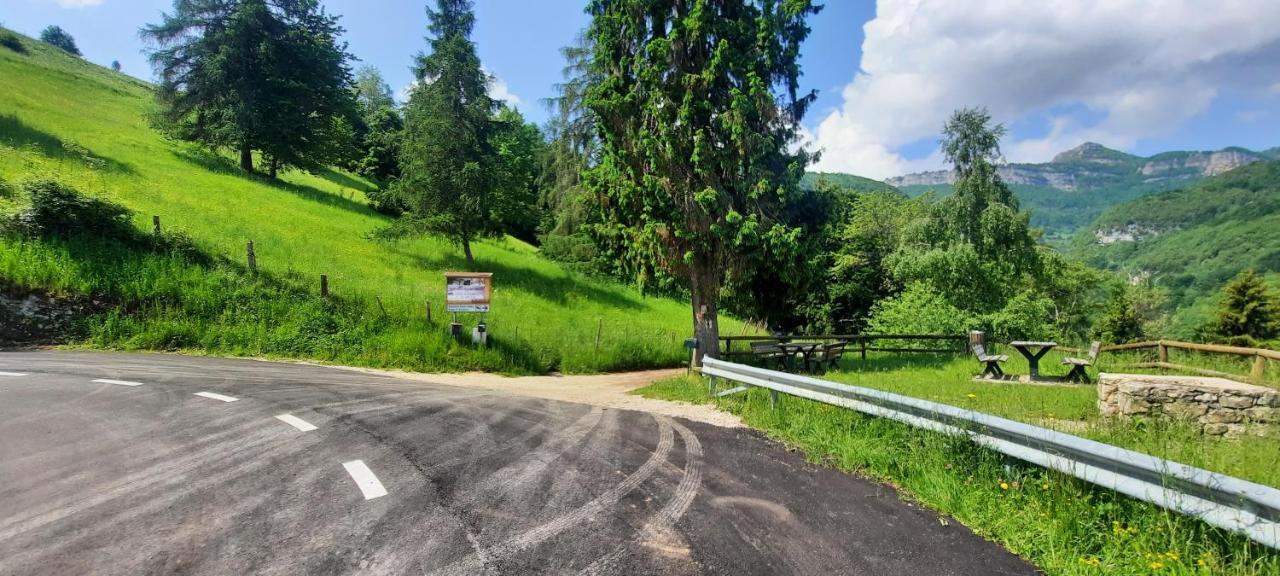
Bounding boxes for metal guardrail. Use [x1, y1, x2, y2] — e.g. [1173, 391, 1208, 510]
[701, 356, 1280, 549]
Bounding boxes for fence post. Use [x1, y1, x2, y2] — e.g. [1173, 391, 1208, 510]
[152, 215, 161, 236]
[320, 274, 328, 297]
[1253, 354, 1266, 385]
[246, 240, 256, 274]
[425, 300, 433, 323]
[1158, 341, 1168, 364]
[860, 337, 868, 363]
[968, 330, 985, 354]
[594, 318, 603, 354]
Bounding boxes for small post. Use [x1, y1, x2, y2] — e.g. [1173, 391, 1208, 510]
[425, 300, 433, 323]
[375, 296, 388, 320]
[707, 375, 717, 395]
[152, 215, 161, 236]
[595, 318, 603, 354]
[246, 240, 257, 274]
[1253, 354, 1266, 385]
[320, 274, 328, 297]
[1158, 341, 1168, 364]
[968, 330, 986, 354]
[860, 337, 868, 363]
[769, 390, 780, 410]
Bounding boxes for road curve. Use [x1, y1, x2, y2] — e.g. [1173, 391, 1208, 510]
[0, 351, 1036, 575]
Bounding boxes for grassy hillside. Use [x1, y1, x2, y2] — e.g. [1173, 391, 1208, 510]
[1072, 160, 1280, 335]
[0, 29, 719, 374]
[801, 171, 899, 194]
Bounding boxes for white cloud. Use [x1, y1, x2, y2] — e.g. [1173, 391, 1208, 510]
[808, 0, 1280, 179]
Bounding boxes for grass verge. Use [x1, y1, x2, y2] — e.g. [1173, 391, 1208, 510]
[637, 366, 1280, 575]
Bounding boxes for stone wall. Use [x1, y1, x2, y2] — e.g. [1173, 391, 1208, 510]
[1098, 373, 1279, 436]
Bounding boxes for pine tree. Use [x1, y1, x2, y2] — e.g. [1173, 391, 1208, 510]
[1095, 285, 1143, 344]
[111, 60, 121, 72]
[585, 0, 821, 363]
[1211, 269, 1280, 344]
[39, 26, 80, 56]
[143, 0, 355, 175]
[392, 0, 500, 270]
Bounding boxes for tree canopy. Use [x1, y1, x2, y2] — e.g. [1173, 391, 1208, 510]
[142, 0, 356, 176]
[585, 0, 821, 363]
[39, 26, 80, 56]
[392, 0, 502, 269]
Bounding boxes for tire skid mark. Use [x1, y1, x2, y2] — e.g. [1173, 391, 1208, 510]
[0, 410, 270, 498]
[445, 406, 604, 512]
[0, 425, 291, 540]
[427, 415, 675, 576]
[577, 419, 703, 575]
[4, 431, 327, 568]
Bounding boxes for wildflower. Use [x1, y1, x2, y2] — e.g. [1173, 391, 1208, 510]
[1164, 551, 1179, 561]
[1149, 561, 1164, 570]
[1078, 556, 1101, 567]
[1041, 483, 1050, 490]
[999, 481, 1009, 490]
[966, 393, 977, 399]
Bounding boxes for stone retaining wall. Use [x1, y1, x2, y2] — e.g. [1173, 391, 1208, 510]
[1098, 373, 1279, 436]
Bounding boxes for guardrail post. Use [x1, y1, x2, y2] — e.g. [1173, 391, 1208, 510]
[1253, 354, 1266, 385]
[769, 389, 779, 410]
[1158, 341, 1168, 364]
[707, 375, 717, 395]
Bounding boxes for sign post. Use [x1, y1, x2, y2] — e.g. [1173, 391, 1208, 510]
[444, 272, 493, 344]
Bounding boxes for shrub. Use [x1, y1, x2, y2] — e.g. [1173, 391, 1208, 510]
[0, 31, 26, 54]
[10, 179, 133, 239]
[0, 177, 12, 199]
[867, 282, 969, 336]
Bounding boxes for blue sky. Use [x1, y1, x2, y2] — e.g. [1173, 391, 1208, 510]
[4, 1, 1279, 178]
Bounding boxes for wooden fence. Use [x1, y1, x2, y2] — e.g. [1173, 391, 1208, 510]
[719, 334, 968, 362]
[1101, 340, 1280, 386]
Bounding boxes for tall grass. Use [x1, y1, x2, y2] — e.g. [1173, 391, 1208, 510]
[0, 28, 716, 373]
[639, 368, 1280, 575]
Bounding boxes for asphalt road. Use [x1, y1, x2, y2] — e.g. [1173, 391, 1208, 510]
[0, 351, 1037, 575]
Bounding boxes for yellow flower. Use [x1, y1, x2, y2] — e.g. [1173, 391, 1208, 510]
[1149, 561, 1164, 570]
[1078, 557, 1101, 567]
[999, 482, 1010, 490]
[1041, 483, 1050, 490]
[966, 393, 977, 399]
[1164, 551, 1179, 561]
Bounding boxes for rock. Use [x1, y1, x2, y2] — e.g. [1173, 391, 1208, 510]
[1119, 396, 1150, 415]
[1166, 403, 1209, 419]
[1204, 410, 1244, 424]
[1203, 423, 1230, 435]
[1220, 394, 1257, 409]
[1195, 393, 1219, 403]
[1246, 407, 1278, 423]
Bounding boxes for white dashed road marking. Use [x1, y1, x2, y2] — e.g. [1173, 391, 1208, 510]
[343, 460, 388, 500]
[275, 414, 318, 432]
[194, 392, 238, 403]
[0, 372, 29, 377]
[93, 379, 143, 387]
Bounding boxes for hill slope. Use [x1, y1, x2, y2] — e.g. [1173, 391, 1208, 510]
[888, 142, 1271, 242]
[0, 28, 714, 373]
[1072, 160, 1280, 335]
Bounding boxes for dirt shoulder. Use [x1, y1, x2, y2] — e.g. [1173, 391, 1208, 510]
[330, 366, 743, 428]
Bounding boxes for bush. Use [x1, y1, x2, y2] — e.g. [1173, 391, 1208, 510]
[867, 282, 969, 336]
[0, 177, 12, 199]
[0, 31, 26, 54]
[10, 179, 133, 239]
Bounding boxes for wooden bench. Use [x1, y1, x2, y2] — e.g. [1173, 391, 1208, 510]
[972, 343, 1008, 378]
[814, 341, 848, 373]
[750, 342, 789, 370]
[1062, 341, 1101, 383]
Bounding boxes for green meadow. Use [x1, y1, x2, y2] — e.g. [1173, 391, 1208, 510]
[0, 30, 719, 374]
[639, 352, 1280, 575]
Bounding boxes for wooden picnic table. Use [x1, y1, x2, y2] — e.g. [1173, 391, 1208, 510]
[1009, 341, 1057, 380]
[777, 342, 823, 372]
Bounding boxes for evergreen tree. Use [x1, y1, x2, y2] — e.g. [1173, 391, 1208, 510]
[1211, 269, 1280, 344]
[39, 26, 80, 56]
[393, 0, 500, 269]
[143, 0, 356, 176]
[585, 0, 821, 363]
[111, 60, 122, 72]
[1095, 284, 1144, 344]
[350, 66, 403, 184]
[491, 106, 546, 244]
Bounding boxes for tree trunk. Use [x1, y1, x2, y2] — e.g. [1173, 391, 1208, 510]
[689, 257, 722, 367]
[461, 236, 475, 270]
[268, 158, 278, 179]
[239, 145, 253, 172]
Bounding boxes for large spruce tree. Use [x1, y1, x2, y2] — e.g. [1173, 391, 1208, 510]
[394, 0, 500, 269]
[584, 0, 820, 363]
[1211, 269, 1280, 345]
[143, 0, 355, 175]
